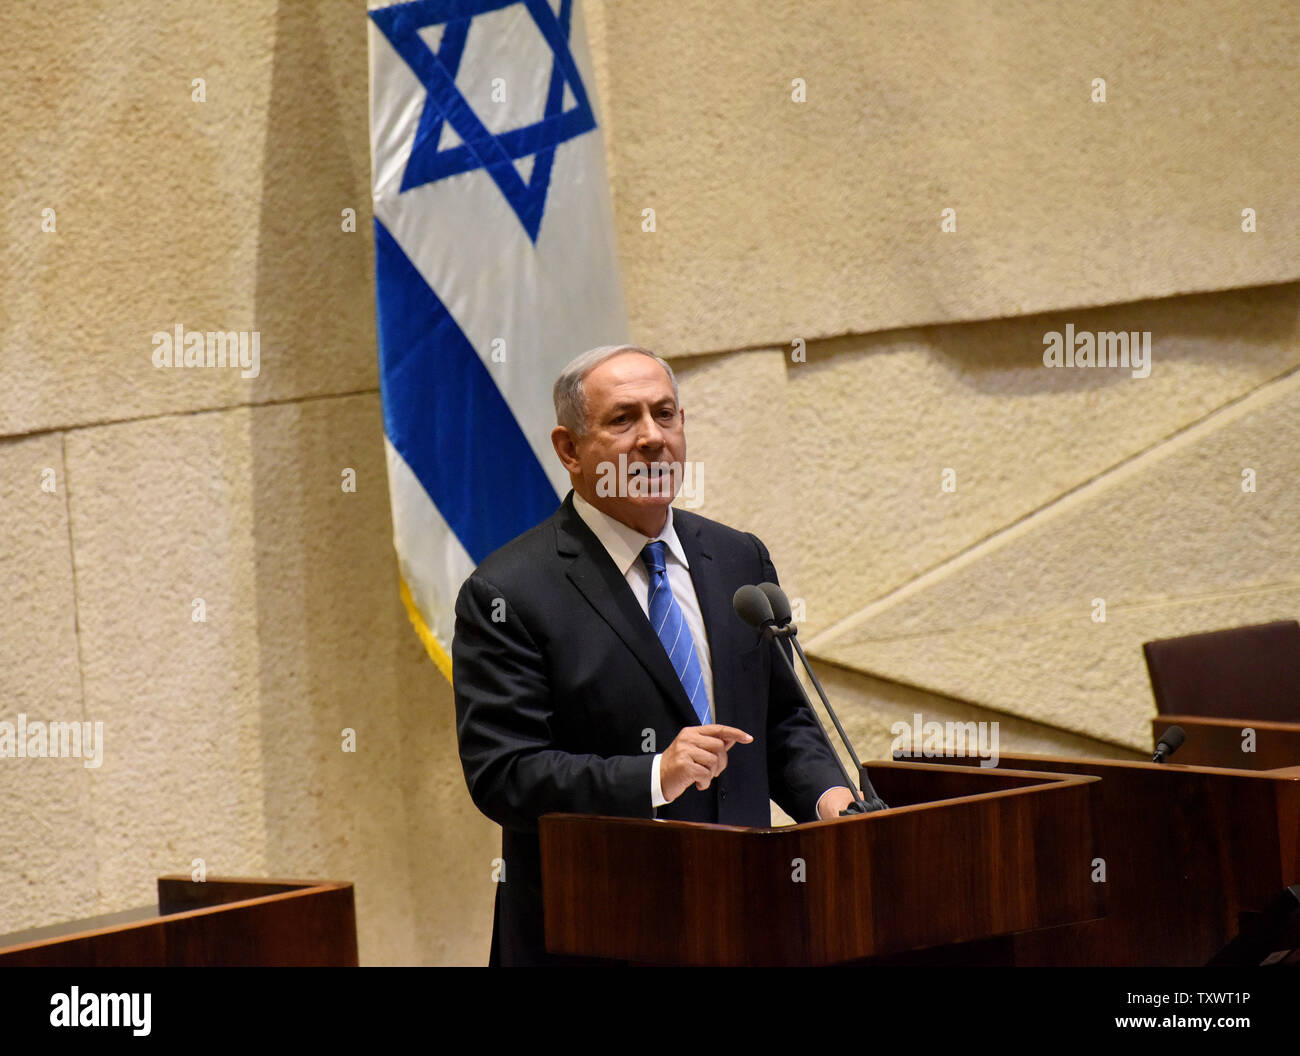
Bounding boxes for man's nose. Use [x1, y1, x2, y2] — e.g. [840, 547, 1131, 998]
[635, 410, 666, 448]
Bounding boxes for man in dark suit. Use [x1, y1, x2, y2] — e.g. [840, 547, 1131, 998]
[453, 345, 854, 965]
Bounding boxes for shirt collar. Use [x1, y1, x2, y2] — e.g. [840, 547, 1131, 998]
[572, 491, 690, 576]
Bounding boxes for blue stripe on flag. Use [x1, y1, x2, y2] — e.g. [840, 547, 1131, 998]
[373, 217, 560, 564]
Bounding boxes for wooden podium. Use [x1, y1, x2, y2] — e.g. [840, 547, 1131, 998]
[540, 760, 1104, 965]
[941, 753, 1300, 965]
[0, 876, 358, 967]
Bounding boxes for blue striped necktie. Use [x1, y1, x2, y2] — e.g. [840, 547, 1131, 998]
[640, 541, 710, 724]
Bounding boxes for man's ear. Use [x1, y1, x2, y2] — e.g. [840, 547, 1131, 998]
[551, 426, 581, 474]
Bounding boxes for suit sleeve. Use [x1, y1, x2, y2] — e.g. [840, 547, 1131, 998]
[452, 571, 655, 834]
[749, 535, 850, 822]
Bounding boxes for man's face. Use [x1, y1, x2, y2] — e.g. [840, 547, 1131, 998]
[551, 352, 685, 535]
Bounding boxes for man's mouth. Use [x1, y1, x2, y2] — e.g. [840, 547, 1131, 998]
[628, 461, 672, 479]
[626, 460, 676, 495]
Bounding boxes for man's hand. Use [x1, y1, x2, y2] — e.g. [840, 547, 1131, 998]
[816, 786, 857, 820]
[660, 725, 753, 804]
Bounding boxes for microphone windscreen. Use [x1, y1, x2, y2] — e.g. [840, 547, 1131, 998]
[757, 582, 792, 626]
[732, 584, 775, 630]
[1158, 725, 1186, 752]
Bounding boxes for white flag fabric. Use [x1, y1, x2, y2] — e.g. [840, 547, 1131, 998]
[367, 0, 628, 678]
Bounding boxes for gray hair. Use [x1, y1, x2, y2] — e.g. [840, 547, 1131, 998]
[552, 344, 679, 436]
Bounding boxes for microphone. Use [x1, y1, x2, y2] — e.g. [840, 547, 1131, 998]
[756, 582, 888, 813]
[732, 584, 887, 814]
[758, 582, 792, 628]
[732, 584, 778, 637]
[1152, 725, 1186, 764]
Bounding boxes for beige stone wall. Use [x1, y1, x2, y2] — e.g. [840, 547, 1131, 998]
[1, 0, 1296, 966]
[677, 286, 1300, 757]
[593, 0, 1299, 353]
[0, 1, 495, 966]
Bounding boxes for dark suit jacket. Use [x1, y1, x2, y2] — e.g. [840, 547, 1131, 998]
[452, 490, 845, 965]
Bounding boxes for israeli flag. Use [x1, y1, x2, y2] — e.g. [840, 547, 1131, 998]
[368, 0, 628, 677]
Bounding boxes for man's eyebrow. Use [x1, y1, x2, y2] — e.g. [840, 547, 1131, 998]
[605, 397, 677, 416]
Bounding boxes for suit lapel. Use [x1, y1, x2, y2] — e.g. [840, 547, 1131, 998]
[555, 494, 701, 729]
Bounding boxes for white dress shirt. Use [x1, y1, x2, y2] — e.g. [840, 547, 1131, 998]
[572, 492, 712, 807]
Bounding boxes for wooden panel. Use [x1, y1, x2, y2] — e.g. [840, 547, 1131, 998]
[943, 753, 1300, 966]
[157, 876, 324, 914]
[1153, 714, 1300, 770]
[0, 920, 167, 968]
[0, 877, 358, 967]
[163, 885, 358, 967]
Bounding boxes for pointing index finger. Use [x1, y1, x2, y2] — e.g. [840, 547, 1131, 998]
[700, 724, 753, 747]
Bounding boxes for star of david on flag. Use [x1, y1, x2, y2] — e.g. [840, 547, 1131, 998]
[370, 0, 597, 242]
[368, 0, 629, 679]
